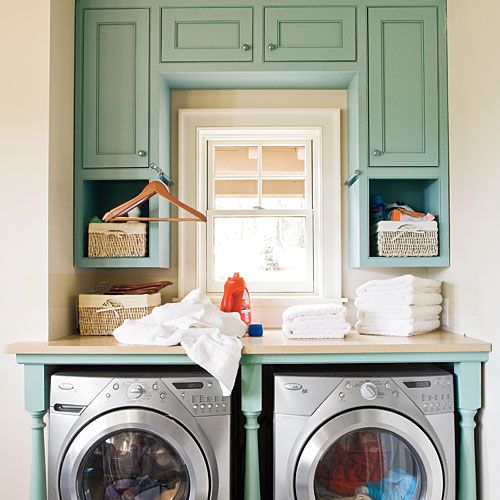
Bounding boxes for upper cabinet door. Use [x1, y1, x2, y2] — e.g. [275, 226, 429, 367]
[161, 8, 253, 62]
[368, 7, 439, 167]
[82, 9, 149, 168]
[264, 6, 356, 62]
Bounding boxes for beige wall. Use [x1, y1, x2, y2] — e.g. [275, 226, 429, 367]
[429, 1, 500, 497]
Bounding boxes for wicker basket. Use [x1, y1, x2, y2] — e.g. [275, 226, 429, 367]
[78, 293, 161, 335]
[372, 221, 438, 257]
[88, 222, 147, 258]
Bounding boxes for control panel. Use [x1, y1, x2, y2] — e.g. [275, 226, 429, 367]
[397, 375, 454, 415]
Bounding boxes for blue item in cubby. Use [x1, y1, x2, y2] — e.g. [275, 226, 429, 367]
[370, 194, 386, 225]
[248, 324, 264, 337]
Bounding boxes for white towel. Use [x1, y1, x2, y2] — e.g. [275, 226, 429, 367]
[113, 289, 246, 395]
[282, 303, 346, 322]
[283, 322, 351, 339]
[357, 305, 442, 321]
[288, 314, 349, 329]
[355, 319, 440, 336]
[356, 275, 441, 296]
[354, 292, 442, 308]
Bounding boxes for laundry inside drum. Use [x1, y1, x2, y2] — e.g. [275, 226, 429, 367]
[313, 428, 425, 500]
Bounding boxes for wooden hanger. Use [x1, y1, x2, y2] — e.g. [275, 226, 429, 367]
[102, 164, 207, 223]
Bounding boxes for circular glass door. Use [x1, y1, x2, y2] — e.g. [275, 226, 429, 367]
[295, 409, 443, 500]
[78, 430, 190, 499]
[60, 409, 210, 500]
[314, 428, 424, 499]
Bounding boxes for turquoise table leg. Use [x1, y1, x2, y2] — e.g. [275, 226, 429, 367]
[241, 364, 262, 500]
[24, 364, 48, 500]
[454, 361, 481, 500]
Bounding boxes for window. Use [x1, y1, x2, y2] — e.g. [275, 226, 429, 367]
[207, 139, 314, 293]
[178, 109, 342, 313]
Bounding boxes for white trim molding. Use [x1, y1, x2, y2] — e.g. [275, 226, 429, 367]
[178, 108, 343, 325]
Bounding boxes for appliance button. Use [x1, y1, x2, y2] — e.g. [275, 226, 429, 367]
[160, 392, 166, 399]
[106, 393, 111, 399]
[152, 383, 159, 391]
[430, 403, 434, 410]
[339, 392, 345, 399]
[392, 391, 399, 398]
[127, 383, 144, 400]
[58, 382, 74, 391]
[222, 403, 226, 408]
[215, 404, 219, 408]
[200, 404, 205, 409]
[385, 383, 391, 389]
[208, 404, 213, 409]
[360, 382, 378, 400]
[193, 404, 198, 410]
[424, 403, 428, 410]
[113, 383, 119, 390]
[436, 402, 440, 408]
[181, 393, 185, 398]
[208, 382, 213, 388]
[284, 383, 303, 391]
[345, 383, 352, 389]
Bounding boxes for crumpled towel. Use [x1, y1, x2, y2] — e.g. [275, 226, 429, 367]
[356, 275, 441, 296]
[368, 467, 418, 500]
[113, 289, 246, 395]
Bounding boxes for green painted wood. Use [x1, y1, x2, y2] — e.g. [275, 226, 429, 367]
[161, 8, 253, 62]
[368, 7, 439, 167]
[454, 362, 481, 500]
[241, 364, 262, 500]
[264, 6, 356, 62]
[24, 365, 48, 500]
[81, 9, 149, 168]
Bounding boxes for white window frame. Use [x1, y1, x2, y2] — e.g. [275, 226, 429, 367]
[205, 135, 316, 294]
[178, 109, 343, 323]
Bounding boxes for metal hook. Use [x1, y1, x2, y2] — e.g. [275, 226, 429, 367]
[149, 163, 175, 187]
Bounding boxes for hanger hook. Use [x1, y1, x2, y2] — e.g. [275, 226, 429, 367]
[149, 163, 174, 187]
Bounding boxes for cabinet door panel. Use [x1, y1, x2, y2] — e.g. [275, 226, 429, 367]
[264, 7, 356, 62]
[82, 9, 149, 168]
[161, 8, 253, 62]
[369, 7, 439, 166]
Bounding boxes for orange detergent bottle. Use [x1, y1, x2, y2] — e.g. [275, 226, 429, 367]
[220, 273, 252, 327]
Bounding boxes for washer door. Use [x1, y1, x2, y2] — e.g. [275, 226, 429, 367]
[295, 408, 443, 500]
[60, 409, 209, 500]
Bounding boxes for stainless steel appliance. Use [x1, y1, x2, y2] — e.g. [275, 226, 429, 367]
[274, 367, 455, 500]
[48, 370, 231, 500]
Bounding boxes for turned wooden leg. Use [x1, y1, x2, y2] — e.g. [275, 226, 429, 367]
[241, 364, 262, 500]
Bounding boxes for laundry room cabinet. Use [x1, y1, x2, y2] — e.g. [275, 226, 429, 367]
[368, 7, 440, 167]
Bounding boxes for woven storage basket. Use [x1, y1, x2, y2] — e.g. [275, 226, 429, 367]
[78, 293, 161, 335]
[372, 221, 438, 257]
[88, 222, 147, 258]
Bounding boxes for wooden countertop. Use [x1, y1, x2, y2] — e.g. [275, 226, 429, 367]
[4, 329, 491, 355]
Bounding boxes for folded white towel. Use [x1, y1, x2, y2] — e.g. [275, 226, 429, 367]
[354, 292, 442, 308]
[356, 275, 441, 296]
[113, 289, 246, 395]
[357, 305, 442, 321]
[283, 322, 351, 339]
[282, 303, 346, 322]
[288, 314, 349, 329]
[355, 319, 440, 336]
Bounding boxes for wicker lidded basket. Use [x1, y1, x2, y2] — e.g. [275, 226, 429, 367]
[78, 293, 161, 335]
[88, 222, 147, 258]
[372, 221, 438, 257]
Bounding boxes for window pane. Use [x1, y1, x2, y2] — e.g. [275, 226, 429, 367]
[213, 217, 308, 285]
[261, 179, 306, 209]
[214, 179, 258, 209]
[262, 146, 305, 176]
[215, 146, 258, 176]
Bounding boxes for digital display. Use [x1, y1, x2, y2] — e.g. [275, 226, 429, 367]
[173, 382, 204, 390]
[404, 381, 431, 388]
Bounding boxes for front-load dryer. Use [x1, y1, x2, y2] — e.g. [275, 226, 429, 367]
[48, 370, 231, 500]
[274, 367, 455, 500]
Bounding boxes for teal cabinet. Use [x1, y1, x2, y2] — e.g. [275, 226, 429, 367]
[368, 7, 439, 167]
[81, 9, 149, 168]
[161, 7, 253, 62]
[264, 6, 356, 62]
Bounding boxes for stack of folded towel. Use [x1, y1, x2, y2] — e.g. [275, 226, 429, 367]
[355, 275, 442, 336]
[282, 303, 351, 339]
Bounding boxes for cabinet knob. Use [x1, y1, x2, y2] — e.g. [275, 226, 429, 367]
[267, 43, 277, 51]
[372, 149, 382, 157]
[242, 44, 251, 51]
[137, 150, 147, 157]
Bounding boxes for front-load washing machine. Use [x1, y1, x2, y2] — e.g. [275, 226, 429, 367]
[48, 370, 231, 500]
[274, 367, 455, 500]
